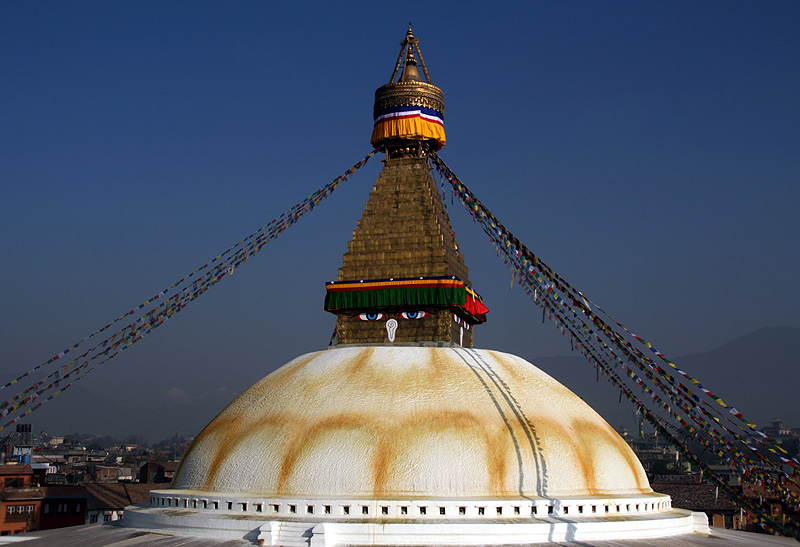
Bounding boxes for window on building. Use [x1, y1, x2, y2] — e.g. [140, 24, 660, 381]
[104, 514, 111, 522]
[6, 506, 14, 514]
[90, 514, 98, 524]
[74, 503, 82, 514]
[43, 504, 52, 515]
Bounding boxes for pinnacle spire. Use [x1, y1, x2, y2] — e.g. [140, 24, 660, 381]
[371, 27, 446, 154]
[390, 24, 432, 84]
[325, 29, 487, 347]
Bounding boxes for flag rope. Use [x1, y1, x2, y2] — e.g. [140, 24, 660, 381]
[425, 146, 800, 539]
[0, 149, 379, 431]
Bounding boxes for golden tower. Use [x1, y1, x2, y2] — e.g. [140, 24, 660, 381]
[325, 26, 487, 346]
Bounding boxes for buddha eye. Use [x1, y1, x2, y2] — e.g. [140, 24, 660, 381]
[356, 312, 387, 321]
[453, 314, 461, 324]
[399, 310, 430, 320]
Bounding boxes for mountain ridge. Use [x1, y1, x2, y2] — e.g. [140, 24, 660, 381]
[532, 326, 800, 432]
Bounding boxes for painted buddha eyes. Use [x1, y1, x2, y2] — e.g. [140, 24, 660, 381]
[355, 311, 430, 321]
[453, 313, 471, 330]
[357, 312, 387, 321]
[399, 311, 430, 320]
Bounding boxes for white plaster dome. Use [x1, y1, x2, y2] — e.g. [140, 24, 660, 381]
[172, 346, 651, 499]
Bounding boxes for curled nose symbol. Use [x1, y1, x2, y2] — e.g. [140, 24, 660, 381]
[386, 318, 398, 342]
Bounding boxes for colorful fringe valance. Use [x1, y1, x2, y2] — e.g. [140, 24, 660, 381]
[370, 105, 446, 150]
[325, 276, 487, 323]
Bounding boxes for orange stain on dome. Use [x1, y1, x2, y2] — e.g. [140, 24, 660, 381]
[172, 348, 653, 499]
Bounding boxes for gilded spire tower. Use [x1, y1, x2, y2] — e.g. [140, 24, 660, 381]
[127, 28, 705, 546]
[325, 26, 488, 347]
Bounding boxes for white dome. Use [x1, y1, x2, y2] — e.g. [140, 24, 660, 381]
[172, 346, 651, 498]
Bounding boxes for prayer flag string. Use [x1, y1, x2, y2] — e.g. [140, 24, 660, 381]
[0, 150, 379, 431]
[424, 146, 800, 539]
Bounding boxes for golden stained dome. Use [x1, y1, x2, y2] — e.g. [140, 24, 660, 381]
[172, 347, 650, 498]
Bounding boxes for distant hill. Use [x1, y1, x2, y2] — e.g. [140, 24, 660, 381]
[531, 326, 800, 434]
[29, 380, 237, 443]
[673, 326, 800, 429]
[29, 327, 799, 441]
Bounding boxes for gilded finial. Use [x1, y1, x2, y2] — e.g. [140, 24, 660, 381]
[371, 27, 446, 154]
[401, 46, 422, 82]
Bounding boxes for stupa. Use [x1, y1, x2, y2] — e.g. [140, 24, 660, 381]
[121, 27, 710, 545]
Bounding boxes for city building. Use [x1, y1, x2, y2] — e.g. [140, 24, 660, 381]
[138, 461, 179, 484]
[0, 464, 87, 536]
[650, 477, 740, 529]
[86, 483, 161, 525]
[763, 419, 799, 440]
[37, 485, 87, 530]
[0, 465, 41, 536]
[739, 475, 800, 534]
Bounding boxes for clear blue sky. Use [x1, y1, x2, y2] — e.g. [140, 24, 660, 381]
[2, 1, 798, 440]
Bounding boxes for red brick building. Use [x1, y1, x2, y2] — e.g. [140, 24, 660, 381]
[1, 465, 41, 536]
[38, 485, 87, 530]
[1, 464, 87, 536]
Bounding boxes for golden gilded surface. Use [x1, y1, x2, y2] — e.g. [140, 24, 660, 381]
[333, 157, 472, 346]
[373, 80, 445, 117]
[372, 27, 446, 153]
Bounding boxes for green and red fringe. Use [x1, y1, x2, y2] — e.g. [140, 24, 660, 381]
[325, 276, 488, 324]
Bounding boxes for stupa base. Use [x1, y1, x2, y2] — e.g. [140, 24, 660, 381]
[122, 490, 709, 545]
